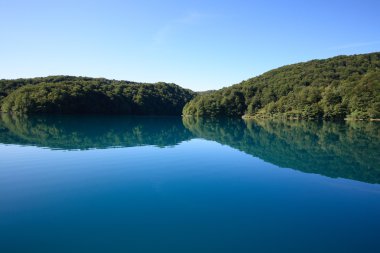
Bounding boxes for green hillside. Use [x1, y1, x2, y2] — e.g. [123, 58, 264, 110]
[0, 76, 195, 115]
[183, 52, 380, 120]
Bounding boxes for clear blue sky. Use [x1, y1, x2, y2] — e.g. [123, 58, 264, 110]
[1, 0, 379, 91]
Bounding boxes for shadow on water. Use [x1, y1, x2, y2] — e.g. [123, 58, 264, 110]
[0, 113, 379, 184]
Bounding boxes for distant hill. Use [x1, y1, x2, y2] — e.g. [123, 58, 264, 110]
[0, 76, 195, 115]
[1, 53, 379, 119]
[183, 52, 380, 120]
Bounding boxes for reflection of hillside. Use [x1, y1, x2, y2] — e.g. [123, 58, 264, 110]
[183, 117, 380, 184]
[1, 113, 379, 184]
[0, 114, 194, 150]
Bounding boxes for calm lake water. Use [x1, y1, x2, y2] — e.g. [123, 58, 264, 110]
[0, 114, 379, 253]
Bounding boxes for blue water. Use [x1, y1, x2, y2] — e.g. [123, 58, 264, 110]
[0, 114, 379, 252]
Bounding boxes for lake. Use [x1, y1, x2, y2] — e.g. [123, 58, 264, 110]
[0, 114, 379, 253]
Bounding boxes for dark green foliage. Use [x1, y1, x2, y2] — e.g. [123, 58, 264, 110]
[183, 52, 380, 120]
[0, 76, 195, 115]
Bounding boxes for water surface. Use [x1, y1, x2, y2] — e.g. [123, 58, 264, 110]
[0, 114, 379, 253]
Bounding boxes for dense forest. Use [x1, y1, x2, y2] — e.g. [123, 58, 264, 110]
[183, 52, 380, 120]
[0, 76, 194, 115]
[1, 53, 379, 118]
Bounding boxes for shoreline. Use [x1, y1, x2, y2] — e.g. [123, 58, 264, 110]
[241, 115, 380, 122]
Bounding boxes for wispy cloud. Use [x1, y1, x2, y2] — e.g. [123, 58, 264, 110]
[330, 41, 380, 50]
[153, 11, 212, 44]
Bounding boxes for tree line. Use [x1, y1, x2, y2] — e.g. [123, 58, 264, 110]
[183, 52, 380, 120]
[1, 52, 379, 119]
[0, 76, 195, 115]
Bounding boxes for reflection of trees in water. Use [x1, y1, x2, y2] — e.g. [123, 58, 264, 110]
[0, 114, 194, 150]
[183, 117, 380, 184]
[1, 113, 379, 184]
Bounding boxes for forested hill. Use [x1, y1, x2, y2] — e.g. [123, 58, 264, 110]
[183, 52, 380, 120]
[0, 76, 195, 115]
